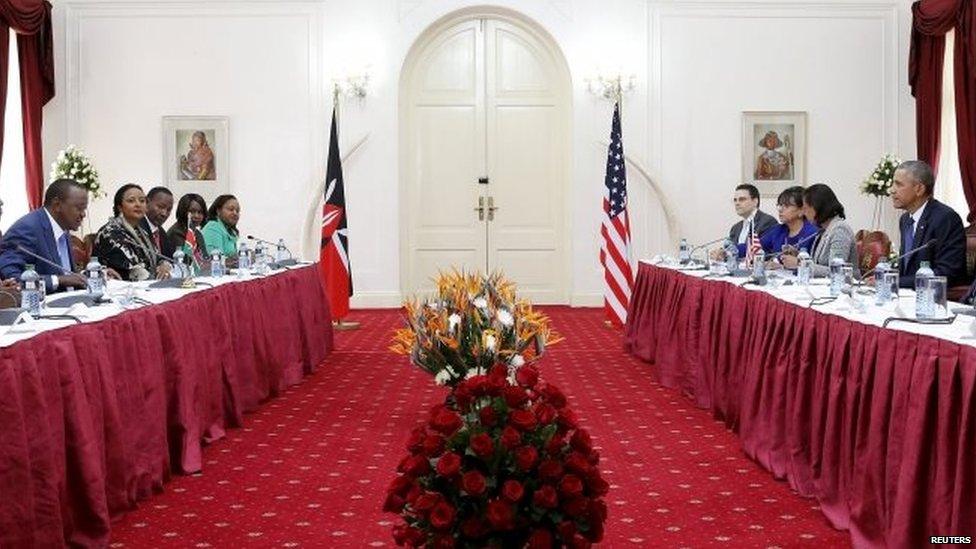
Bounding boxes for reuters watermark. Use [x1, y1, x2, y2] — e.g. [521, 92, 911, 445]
[931, 536, 972, 544]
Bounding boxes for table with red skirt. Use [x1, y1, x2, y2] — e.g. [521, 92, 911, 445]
[624, 262, 975, 549]
[0, 265, 334, 547]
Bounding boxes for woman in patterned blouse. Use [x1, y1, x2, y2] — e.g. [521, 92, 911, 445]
[93, 184, 172, 281]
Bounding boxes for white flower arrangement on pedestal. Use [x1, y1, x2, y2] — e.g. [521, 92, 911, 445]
[860, 153, 901, 197]
[861, 153, 901, 230]
[49, 144, 103, 198]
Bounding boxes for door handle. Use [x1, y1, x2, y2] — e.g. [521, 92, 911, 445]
[474, 196, 485, 220]
[487, 196, 498, 221]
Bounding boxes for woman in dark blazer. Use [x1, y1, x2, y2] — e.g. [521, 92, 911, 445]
[167, 193, 208, 266]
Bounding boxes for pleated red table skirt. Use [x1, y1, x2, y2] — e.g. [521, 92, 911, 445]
[0, 266, 334, 548]
[624, 263, 976, 549]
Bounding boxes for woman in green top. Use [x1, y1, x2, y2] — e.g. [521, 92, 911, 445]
[202, 194, 240, 258]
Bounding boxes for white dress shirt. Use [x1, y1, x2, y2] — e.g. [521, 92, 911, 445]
[737, 211, 757, 244]
[909, 200, 929, 236]
[43, 208, 69, 290]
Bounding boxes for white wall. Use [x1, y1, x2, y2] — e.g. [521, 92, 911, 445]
[42, 0, 914, 307]
[45, 0, 324, 256]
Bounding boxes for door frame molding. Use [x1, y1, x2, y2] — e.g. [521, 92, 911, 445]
[398, 6, 573, 301]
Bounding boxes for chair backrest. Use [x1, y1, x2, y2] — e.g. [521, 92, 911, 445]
[963, 224, 976, 279]
[855, 229, 892, 272]
[70, 234, 91, 269]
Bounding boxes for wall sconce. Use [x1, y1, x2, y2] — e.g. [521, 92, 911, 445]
[332, 71, 370, 104]
[585, 73, 636, 103]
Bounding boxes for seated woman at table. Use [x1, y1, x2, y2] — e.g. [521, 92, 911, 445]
[92, 184, 172, 281]
[202, 194, 240, 259]
[781, 183, 858, 277]
[167, 193, 208, 265]
[761, 186, 819, 255]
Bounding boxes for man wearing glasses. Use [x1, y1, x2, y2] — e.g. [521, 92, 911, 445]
[726, 183, 777, 257]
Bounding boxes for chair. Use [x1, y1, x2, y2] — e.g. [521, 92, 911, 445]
[70, 234, 92, 269]
[855, 229, 892, 273]
[947, 224, 976, 302]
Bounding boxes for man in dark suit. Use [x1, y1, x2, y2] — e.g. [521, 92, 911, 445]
[726, 184, 777, 257]
[140, 186, 176, 259]
[0, 179, 89, 291]
[891, 160, 966, 288]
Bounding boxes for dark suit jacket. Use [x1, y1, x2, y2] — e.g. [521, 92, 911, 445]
[729, 209, 778, 257]
[898, 198, 966, 288]
[0, 208, 75, 291]
[139, 217, 176, 260]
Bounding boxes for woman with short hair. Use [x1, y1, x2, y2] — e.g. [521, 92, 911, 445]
[202, 194, 240, 257]
[781, 184, 858, 276]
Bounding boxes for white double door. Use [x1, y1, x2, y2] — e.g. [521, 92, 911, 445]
[404, 17, 569, 304]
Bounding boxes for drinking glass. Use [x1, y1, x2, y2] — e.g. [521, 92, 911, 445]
[840, 265, 854, 295]
[880, 272, 899, 304]
[929, 276, 948, 319]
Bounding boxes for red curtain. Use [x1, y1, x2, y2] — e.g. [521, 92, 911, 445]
[0, 0, 54, 209]
[910, 0, 976, 222]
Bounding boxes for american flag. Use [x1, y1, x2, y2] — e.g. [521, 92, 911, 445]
[744, 221, 761, 266]
[600, 103, 634, 327]
[319, 109, 352, 320]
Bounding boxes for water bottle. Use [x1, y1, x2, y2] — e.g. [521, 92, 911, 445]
[796, 248, 812, 286]
[253, 243, 268, 275]
[915, 260, 935, 319]
[723, 239, 738, 274]
[210, 250, 225, 278]
[678, 238, 691, 264]
[874, 259, 891, 305]
[172, 249, 187, 280]
[829, 255, 845, 296]
[20, 264, 41, 317]
[752, 249, 766, 283]
[276, 238, 288, 263]
[237, 242, 251, 277]
[85, 256, 105, 302]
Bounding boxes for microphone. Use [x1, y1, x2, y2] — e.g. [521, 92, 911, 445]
[686, 236, 729, 263]
[247, 235, 296, 265]
[16, 245, 70, 274]
[766, 228, 825, 260]
[855, 239, 937, 283]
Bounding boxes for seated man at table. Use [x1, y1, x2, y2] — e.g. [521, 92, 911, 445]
[891, 160, 966, 288]
[0, 179, 88, 292]
[140, 186, 176, 259]
[711, 184, 778, 259]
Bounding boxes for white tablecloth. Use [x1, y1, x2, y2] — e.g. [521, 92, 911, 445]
[641, 259, 976, 348]
[0, 264, 314, 348]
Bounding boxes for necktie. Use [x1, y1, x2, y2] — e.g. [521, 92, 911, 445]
[57, 233, 71, 272]
[904, 216, 915, 255]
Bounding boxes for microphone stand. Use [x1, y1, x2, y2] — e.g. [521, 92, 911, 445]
[684, 237, 726, 268]
[246, 235, 296, 266]
[15, 245, 108, 304]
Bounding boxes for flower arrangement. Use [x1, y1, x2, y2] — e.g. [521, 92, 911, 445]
[860, 153, 901, 197]
[384, 364, 608, 548]
[390, 271, 563, 387]
[49, 144, 103, 197]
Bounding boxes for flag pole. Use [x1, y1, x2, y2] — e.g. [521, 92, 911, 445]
[329, 81, 360, 332]
[605, 81, 624, 330]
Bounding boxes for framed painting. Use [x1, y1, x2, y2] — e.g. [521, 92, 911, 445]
[741, 111, 806, 195]
[162, 116, 229, 197]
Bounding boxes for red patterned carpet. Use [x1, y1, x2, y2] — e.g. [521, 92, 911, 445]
[108, 307, 850, 548]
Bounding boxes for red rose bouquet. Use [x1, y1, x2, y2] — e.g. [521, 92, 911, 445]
[384, 364, 608, 548]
